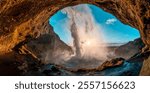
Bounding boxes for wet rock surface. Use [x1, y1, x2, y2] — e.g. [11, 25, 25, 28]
[97, 58, 125, 71]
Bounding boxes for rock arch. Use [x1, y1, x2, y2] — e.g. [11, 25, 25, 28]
[0, 0, 149, 75]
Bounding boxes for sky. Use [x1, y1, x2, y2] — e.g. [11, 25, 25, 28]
[49, 4, 140, 44]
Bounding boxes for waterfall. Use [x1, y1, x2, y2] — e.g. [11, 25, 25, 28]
[62, 4, 108, 61]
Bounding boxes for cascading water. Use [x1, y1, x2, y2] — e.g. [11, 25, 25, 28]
[62, 5, 108, 61]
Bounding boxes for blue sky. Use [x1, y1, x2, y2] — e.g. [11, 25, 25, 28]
[49, 4, 140, 44]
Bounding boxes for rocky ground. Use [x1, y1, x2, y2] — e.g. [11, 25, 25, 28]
[0, 37, 148, 76]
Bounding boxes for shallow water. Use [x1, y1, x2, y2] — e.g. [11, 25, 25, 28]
[94, 61, 143, 76]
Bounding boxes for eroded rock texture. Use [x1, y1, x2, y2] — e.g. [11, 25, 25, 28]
[0, 0, 150, 75]
[140, 56, 150, 75]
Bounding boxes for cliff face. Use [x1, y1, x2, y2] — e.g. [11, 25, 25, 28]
[0, 0, 150, 75]
[115, 38, 145, 59]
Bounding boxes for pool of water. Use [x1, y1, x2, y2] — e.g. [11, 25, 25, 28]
[94, 61, 143, 76]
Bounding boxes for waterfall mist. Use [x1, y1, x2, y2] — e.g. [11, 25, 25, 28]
[61, 5, 108, 61]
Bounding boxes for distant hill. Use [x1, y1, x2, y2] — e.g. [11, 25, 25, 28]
[114, 38, 145, 59]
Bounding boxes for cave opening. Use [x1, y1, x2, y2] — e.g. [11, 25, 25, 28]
[50, 4, 140, 46]
[47, 4, 143, 71]
[0, 0, 148, 76]
[48, 4, 141, 71]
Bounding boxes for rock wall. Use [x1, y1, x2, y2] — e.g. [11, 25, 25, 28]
[140, 56, 150, 76]
[0, 0, 150, 75]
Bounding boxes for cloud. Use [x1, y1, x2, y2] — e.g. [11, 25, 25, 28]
[106, 18, 117, 25]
